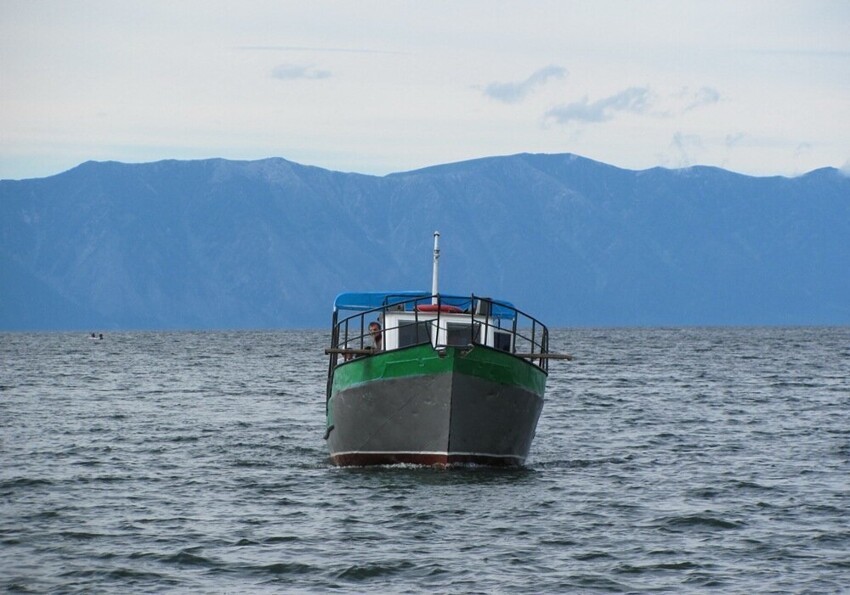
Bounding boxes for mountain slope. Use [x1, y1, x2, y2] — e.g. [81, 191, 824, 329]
[1, 154, 848, 329]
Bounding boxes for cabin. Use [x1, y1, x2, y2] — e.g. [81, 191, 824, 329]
[380, 301, 514, 352]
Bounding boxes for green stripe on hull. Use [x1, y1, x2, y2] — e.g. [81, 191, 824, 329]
[331, 343, 547, 398]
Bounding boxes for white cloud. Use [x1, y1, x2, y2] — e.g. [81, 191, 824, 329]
[794, 142, 813, 158]
[240, 45, 406, 55]
[669, 132, 704, 168]
[725, 133, 746, 148]
[271, 64, 331, 81]
[545, 87, 652, 124]
[483, 65, 567, 104]
[682, 86, 721, 111]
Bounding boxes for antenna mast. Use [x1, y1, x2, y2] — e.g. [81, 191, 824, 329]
[431, 231, 440, 304]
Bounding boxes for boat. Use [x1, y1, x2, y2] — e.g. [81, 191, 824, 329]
[323, 232, 570, 467]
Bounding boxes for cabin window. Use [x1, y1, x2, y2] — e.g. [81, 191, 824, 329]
[494, 330, 512, 352]
[446, 322, 481, 346]
[398, 320, 431, 347]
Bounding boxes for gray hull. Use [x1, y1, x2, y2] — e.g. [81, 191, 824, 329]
[327, 372, 544, 466]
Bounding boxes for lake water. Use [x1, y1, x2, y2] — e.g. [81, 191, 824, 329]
[2, 328, 848, 593]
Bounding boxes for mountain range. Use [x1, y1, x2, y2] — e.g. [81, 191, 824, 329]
[1, 153, 848, 330]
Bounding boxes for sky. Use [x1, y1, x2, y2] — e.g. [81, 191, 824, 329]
[1, 0, 849, 181]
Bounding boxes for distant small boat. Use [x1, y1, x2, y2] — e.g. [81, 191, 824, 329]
[324, 232, 570, 467]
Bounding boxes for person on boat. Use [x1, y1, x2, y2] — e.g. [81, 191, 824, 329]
[369, 321, 383, 351]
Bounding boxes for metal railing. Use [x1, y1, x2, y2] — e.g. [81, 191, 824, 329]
[325, 295, 551, 400]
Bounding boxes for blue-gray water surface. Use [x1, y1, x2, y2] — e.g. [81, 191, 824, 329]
[1, 328, 848, 593]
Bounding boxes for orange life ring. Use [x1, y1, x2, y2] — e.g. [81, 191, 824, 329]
[416, 304, 463, 313]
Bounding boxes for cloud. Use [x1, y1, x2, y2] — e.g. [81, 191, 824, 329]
[272, 64, 331, 80]
[725, 132, 746, 148]
[794, 142, 813, 158]
[483, 65, 567, 103]
[545, 87, 652, 124]
[682, 86, 721, 112]
[840, 160, 850, 177]
[240, 45, 406, 55]
[669, 132, 704, 168]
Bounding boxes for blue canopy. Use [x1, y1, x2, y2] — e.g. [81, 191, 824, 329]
[333, 291, 517, 318]
[333, 291, 430, 311]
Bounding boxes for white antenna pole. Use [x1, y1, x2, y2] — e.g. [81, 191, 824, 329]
[431, 231, 440, 304]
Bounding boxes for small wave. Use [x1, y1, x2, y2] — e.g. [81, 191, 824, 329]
[613, 562, 700, 574]
[335, 560, 416, 580]
[574, 551, 614, 561]
[72, 474, 130, 484]
[536, 455, 632, 469]
[397, 510, 437, 521]
[812, 531, 850, 545]
[259, 562, 317, 575]
[23, 510, 62, 521]
[540, 537, 578, 546]
[58, 530, 101, 540]
[232, 459, 273, 468]
[163, 550, 219, 568]
[826, 559, 850, 568]
[107, 568, 174, 582]
[58, 567, 171, 582]
[0, 477, 54, 491]
[770, 380, 822, 389]
[730, 479, 775, 491]
[615, 560, 701, 574]
[271, 497, 300, 506]
[687, 486, 721, 499]
[657, 514, 744, 531]
[262, 535, 299, 544]
[287, 445, 321, 456]
[168, 435, 200, 443]
[71, 460, 101, 467]
[233, 538, 259, 546]
[560, 574, 631, 591]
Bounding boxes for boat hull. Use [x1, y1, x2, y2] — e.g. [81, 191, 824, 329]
[326, 344, 546, 466]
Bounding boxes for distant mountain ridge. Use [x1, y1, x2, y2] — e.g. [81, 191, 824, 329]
[1, 153, 848, 330]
